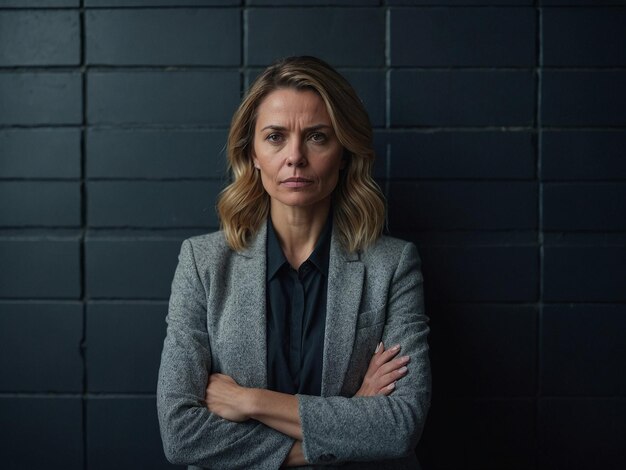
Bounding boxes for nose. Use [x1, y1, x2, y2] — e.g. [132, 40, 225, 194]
[286, 139, 306, 167]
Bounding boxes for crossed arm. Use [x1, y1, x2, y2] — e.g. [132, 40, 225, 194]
[205, 342, 410, 467]
[158, 239, 430, 468]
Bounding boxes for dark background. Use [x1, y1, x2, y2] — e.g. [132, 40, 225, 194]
[1, 1, 625, 469]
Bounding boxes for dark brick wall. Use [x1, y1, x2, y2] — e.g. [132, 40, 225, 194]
[0, 1, 624, 469]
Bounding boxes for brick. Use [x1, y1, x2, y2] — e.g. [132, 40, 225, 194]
[88, 181, 222, 228]
[542, 131, 626, 180]
[542, 71, 626, 126]
[0, 239, 80, 299]
[243, 68, 262, 89]
[541, 304, 626, 396]
[372, 131, 388, 179]
[539, 399, 626, 470]
[86, 9, 240, 66]
[86, 0, 237, 5]
[87, 301, 167, 392]
[87, 397, 176, 469]
[544, 233, 626, 246]
[0, 73, 81, 126]
[542, 0, 624, 3]
[391, 70, 535, 126]
[86, 129, 228, 179]
[407, 230, 537, 246]
[543, 183, 626, 231]
[544, 245, 626, 302]
[341, 70, 385, 128]
[0, 182, 80, 227]
[389, 1, 532, 4]
[418, 245, 539, 302]
[0, 11, 79, 66]
[0, 0, 78, 6]
[0, 129, 80, 179]
[246, 0, 380, 7]
[85, 237, 182, 299]
[0, 397, 82, 469]
[391, 7, 535, 66]
[429, 304, 536, 397]
[0, 302, 82, 392]
[250, 0, 377, 3]
[419, 398, 536, 470]
[245, 68, 385, 128]
[385, 131, 534, 179]
[87, 71, 239, 126]
[246, 8, 384, 66]
[544, 8, 626, 65]
[388, 182, 537, 230]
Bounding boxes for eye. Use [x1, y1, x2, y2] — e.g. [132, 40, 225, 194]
[309, 132, 327, 143]
[266, 133, 283, 144]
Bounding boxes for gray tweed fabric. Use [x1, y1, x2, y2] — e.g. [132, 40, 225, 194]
[157, 223, 431, 469]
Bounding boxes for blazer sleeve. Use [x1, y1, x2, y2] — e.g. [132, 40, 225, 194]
[156, 239, 294, 469]
[297, 242, 431, 465]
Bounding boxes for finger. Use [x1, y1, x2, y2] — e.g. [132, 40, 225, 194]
[365, 342, 386, 374]
[379, 344, 401, 363]
[373, 344, 401, 368]
[210, 373, 237, 385]
[371, 363, 408, 391]
[380, 364, 409, 384]
[375, 355, 410, 377]
[377, 381, 397, 396]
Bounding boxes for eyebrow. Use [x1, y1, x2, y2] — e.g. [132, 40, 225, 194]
[260, 124, 333, 132]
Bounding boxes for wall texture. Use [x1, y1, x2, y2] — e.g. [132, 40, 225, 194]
[1, 1, 625, 469]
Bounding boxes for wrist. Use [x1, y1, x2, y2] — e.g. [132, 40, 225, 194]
[242, 387, 260, 419]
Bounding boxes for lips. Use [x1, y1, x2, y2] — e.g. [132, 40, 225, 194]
[281, 177, 313, 188]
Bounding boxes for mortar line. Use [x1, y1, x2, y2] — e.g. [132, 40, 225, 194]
[78, 2, 88, 469]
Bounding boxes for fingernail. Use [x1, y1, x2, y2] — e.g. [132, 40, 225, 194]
[387, 382, 396, 390]
[401, 355, 410, 363]
[375, 342, 383, 353]
[391, 344, 401, 351]
[399, 366, 408, 374]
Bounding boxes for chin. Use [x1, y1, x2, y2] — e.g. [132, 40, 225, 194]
[273, 194, 330, 209]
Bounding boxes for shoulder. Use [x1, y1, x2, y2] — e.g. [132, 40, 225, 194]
[185, 230, 230, 254]
[360, 235, 419, 267]
[178, 231, 236, 271]
[358, 235, 422, 286]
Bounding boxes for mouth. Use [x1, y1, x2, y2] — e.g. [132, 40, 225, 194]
[281, 177, 313, 188]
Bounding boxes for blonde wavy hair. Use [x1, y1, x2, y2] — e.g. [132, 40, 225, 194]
[217, 56, 385, 253]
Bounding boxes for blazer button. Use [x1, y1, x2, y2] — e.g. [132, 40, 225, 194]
[319, 454, 336, 462]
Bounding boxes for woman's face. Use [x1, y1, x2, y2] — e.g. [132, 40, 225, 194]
[251, 88, 344, 212]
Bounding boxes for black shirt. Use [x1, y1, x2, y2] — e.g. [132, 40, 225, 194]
[265, 216, 331, 396]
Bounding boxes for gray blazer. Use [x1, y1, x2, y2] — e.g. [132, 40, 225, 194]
[157, 223, 431, 469]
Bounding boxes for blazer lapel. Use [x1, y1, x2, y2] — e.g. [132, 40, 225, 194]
[232, 224, 269, 387]
[321, 231, 364, 396]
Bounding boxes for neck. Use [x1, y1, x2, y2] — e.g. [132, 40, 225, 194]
[270, 198, 331, 269]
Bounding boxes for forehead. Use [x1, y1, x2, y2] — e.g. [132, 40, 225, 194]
[255, 88, 331, 126]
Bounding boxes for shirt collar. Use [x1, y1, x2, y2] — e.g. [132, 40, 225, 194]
[266, 213, 333, 280]
[267, 218, 288, 280]
[307, 214, 332, 276]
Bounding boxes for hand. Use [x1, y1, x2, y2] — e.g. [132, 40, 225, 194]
[282, 441, 306, 467]
[355, 342, 410, 397]
[207, 376, 303, 440]
[205, 373, 251, 422]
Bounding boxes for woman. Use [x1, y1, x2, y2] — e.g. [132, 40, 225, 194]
[157, 56, 430, 469]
